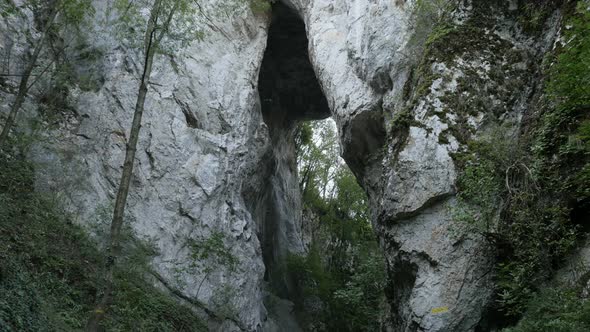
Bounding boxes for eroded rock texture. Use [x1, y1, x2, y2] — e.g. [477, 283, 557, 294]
[0, 0, 570, 331]
[1, 1, 275, 330]
[283, 0, 564, 331]
[0, 0, 326, 330]
[248, 0, 329, 311]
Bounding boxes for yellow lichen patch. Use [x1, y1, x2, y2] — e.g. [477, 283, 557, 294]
[431, 306, 449, 314]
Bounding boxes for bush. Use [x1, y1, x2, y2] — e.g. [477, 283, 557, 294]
[504, 286, 590, 332]
[453, 1, 590, 321]
[453, 128, 579, 317]
[0, 148, 206, 331]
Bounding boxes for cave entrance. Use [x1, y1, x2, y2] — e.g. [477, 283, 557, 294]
[255, 1, 331, 297]
[258, 2, 330, 124]
[255, 3, 386, 330]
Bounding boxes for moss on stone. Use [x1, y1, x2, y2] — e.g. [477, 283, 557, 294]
[451, 0, 590, 324]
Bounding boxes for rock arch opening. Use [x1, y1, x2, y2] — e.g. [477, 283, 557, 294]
[247, 3, 386, 330]
[252, 1, 331, 298]
[258, 3, 330, 124]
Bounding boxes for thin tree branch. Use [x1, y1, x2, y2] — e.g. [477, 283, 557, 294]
[192, 0, 232, 41]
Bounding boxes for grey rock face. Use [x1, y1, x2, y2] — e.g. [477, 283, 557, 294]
[1, 0, 566, 331]
[284, 0, 563, 331]
[247, 4, 329, 303]
[2, 1, 277, 330]
[281, 0, 486, 330]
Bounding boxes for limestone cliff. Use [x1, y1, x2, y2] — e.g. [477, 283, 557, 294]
[0, 0, 586, 331]
[2, 1, 273, 330]
[281, 0, 571, 330]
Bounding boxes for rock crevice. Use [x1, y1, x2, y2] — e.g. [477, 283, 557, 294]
[0, 0, 574, 330]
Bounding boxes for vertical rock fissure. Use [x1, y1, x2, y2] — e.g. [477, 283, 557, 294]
[249, 2, 330, 302]
[247, 4, 390, 330]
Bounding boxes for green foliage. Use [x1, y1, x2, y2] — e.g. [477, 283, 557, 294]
[453, 127, 579, 317]
[187, 231, 238, 273]
[503, 286, 590, 332]
[210, 284, 239, 320]
[289, 119, 386, 331]
[0, 259, 55, 332]
[287, 245, 335, 303]
[58, 0, 96, 28]
[295, 122, 313, 149]
[0, 2, 18, 18]
[297, 120, 340, 199]
[249, 0, 273, 14]
[287, 242, 385, 332]
[514, 1, 560, 34]
[452, 129, 512, 233]
[104, 269, 207, 332]
[109, 0, 205, 54]
[332, 169, 371, 227]
[0, 145, 206, 331]
[331, 247, 387, 331]
[528, 0, 590, 210]
[0, 0, 98, 133]
[390, 108, 417, 132]
[534, 1, 590, 157]
[8, 0, 96, 27]
[452, 1, 590, 321]
[165, 230, 239, 310]
[413, 0, 457, 32]
[404, 0, 458, 58]
[110, 0, 268, 55]
[424, 23, 456, 46]
[545, 2, 590, 114]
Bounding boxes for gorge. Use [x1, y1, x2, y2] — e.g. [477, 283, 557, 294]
[1, 0, 589, 331]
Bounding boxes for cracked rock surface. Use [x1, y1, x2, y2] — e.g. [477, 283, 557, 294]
[284, 0, 564, 330]
[2, 1, 275, 330]
[0, 0, 568, 331]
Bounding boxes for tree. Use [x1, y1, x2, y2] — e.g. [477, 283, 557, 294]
[0, 0, 94, 146]
[86, 0, 269, 328]
[291, 119, 386, 331]
[85, 1, 195, 330]
[297, 120, 340, 198]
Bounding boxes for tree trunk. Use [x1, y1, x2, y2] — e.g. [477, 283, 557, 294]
[86, 1, 179, 330]
[0, 8, 58, 146]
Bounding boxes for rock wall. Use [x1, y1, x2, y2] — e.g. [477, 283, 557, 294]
[2, 1, 277, 330]
[0, 0, 571, 331]
[282, 0, 565, 330]
[247, 2, 330, 303]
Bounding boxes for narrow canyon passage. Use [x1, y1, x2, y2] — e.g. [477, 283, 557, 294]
[2, 1, 588, 331]
[250, 3, 388, 331]
[253, 1, 331, 296]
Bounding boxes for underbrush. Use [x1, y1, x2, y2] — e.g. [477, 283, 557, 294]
[452, 0, 590, 325]
[0, 147, 206, 331]
[504, 285, 590, 332]
[287, 165, 386, 332]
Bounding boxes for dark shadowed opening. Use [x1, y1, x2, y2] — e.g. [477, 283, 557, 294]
[248, 4, 388, 331]
[254, 2, 330, 297]
[258, 2, 330, 125]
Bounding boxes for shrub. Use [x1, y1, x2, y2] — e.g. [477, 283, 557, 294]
[453, 1, 590, 321]
[504, 286, 590, 332]
[0, 147, 206, 331]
